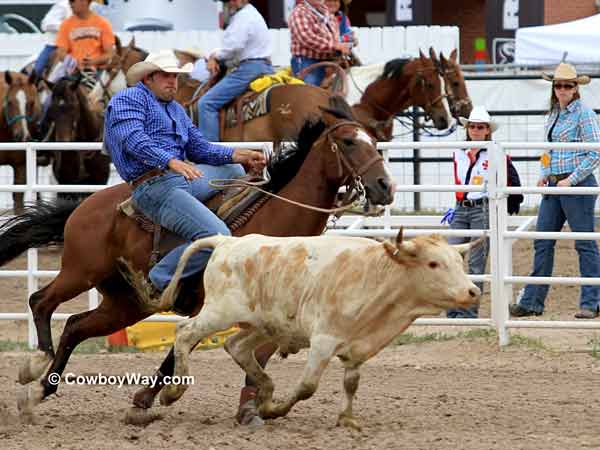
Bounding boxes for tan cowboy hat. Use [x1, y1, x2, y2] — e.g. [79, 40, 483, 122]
[542, 62, 590, 85]
[126, 50, 194, 86]
[458, 105, 499, 132]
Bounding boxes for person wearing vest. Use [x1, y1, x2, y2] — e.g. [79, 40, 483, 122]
[444, 106, 498, 318]
[324, 0, 356, 45]
[510, 63, 600, 319]
[198, 0, 273, 142]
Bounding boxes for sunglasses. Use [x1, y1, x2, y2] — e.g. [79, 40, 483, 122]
[553, 83, 576, 90]
[468, 124, 489, 131]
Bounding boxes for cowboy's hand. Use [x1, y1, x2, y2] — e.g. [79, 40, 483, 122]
[232, 149, 267, 175]
[536, 177, 548, 187]
[207, 57, 221, 76]
[335, 42, 352, 55]
[167, 159, 203, 180]
[557, 178, 572, 188]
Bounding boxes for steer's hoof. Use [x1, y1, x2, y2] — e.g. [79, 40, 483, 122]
[132, 387, 156, 409]
[123, 406, 162, 426]
[337, 414, 362, 431]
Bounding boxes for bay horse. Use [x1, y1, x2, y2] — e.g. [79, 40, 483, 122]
[0, 71, 43, 212]
[4, 96, 395, 422]
[192, 51, 450, 146]
[45, 77, 110, 202]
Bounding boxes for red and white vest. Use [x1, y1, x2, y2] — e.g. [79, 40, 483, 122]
[453, 148, 488, 201]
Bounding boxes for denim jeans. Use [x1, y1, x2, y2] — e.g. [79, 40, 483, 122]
[132, 163, 245, 291]
[516, 174, 600, 313]
[34, 45, 56, 77]
[446, 201, 489, 318]
[291, 55, 325, 87]
[198, 60, 273, 141]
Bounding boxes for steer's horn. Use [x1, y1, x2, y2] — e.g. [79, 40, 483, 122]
[452, 236, 486, 255]
[395, 226, 404, 246]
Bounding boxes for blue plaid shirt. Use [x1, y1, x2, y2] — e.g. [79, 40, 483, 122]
[104, 82, 234, 182]
[541, 99, 600, 185]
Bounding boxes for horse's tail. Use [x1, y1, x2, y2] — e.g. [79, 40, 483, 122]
[159, 234, 230, 309]
[0, 200, 79, 266]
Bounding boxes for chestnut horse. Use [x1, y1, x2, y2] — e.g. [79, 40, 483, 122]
[0, 71, 43, 212]
[45, 77, 110, 202]
[5, 97, 395, 422]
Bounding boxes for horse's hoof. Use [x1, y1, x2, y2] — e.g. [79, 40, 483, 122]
[18, 351, 52, 385]
[237, 399, 265, 426]
[159, 385, 185, 406]
[16, 383, 44, 420]
[123, 407, 162, 426]
[132, 387, 156, 409]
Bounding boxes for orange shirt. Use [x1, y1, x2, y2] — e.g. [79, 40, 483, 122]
[55, 13, 114, 67]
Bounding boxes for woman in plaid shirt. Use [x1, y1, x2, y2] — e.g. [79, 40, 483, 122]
[288, 0, 352, 86]
[511, 63, 600, 319]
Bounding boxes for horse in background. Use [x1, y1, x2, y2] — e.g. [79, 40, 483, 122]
[45, 77, 109, 202]
[0, 71, 44, 213]
[430, 48, 472, 120]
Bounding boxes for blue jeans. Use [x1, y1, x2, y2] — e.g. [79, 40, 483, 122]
[291, 55, 325, 87]
[132, 163, 245, 291]
[198, 60, 273, 141]
[446, 201, 489, 318]
[34, 45, 56, 77]
[516, 175, 600, 313]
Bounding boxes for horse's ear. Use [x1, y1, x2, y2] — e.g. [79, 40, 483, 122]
[429, 46, 438, 62]
[318, 106, 339, 127]
[128, 36, 136, 49]
[419, 49, 427, 61]
[115, 35, 122, 54]
[450, 48, 458, 63]
[5, 71, 13, 85]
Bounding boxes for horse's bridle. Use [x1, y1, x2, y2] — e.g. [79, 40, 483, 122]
[413, 65, 448, 118]
[349, 59, 447, 139]
[435, 65, 472, 118]
[315, 119, 384, 196]
[2, 95, 34, 129]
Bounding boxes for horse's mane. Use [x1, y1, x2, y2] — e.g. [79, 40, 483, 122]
[264, 96, 355, 193]
[379, 58, 410, 80]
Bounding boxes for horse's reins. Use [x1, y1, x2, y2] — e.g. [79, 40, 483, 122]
[209, 120, 383, 214]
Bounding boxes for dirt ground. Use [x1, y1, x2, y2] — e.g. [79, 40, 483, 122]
[2, 238, 600, 449]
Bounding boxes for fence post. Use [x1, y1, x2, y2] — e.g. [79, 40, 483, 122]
[25, 143, 38, 349]
[488, 141, 510, 346]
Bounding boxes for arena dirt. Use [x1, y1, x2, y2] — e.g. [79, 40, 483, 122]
[1, 240, 600, 449]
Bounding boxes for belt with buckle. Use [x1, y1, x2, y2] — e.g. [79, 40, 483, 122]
[459, 198, 486, 208]
[129, 168, 166, 190]
[548, 173, 571, 184]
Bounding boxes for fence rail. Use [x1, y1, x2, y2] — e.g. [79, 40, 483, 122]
[2, 140, 600, 349]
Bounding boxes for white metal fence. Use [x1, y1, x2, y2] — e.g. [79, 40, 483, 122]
[0, 26, 460, 71]
[2, 141, 600, 349]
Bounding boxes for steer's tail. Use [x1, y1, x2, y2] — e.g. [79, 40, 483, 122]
[159, 234, 230, 309]
[0, 200, 80, 266]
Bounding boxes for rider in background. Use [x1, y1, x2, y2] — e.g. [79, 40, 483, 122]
[325, 0, 356, 46]
[54, 0, 115, 89]
[288, 0, 352, 87]
[198, 0, 273, 142]
[33, 0, 105, 78]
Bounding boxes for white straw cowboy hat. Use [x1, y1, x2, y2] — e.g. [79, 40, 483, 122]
[542, 62, 590, 85]
[126, 50, 194, 86]
[459, 105, 499, 132]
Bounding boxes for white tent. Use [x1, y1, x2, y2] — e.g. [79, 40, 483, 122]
[515, 14, 600, 65]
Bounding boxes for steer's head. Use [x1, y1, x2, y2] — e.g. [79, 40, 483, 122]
[383, 228, 481, 311]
